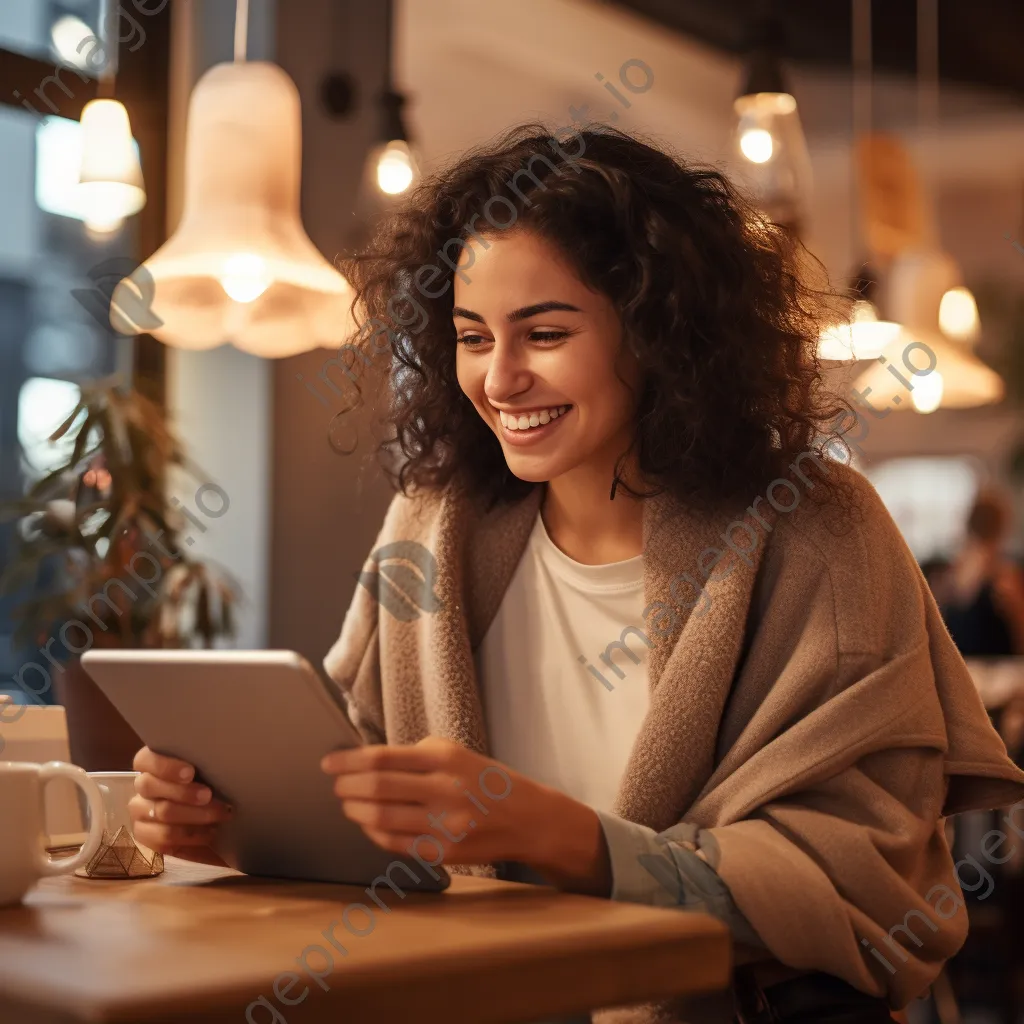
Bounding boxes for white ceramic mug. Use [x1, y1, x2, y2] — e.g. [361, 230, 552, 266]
[75, 771, 162, 879]
[89, 771, 138, 835]
[0, 761, 105, 907]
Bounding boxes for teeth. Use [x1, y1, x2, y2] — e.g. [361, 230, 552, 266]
[499, 405, 569, 430]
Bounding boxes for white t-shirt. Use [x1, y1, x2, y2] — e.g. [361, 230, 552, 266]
[476, 511, 651, 813]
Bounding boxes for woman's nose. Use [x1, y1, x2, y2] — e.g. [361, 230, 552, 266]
[483, 338, 532, 403]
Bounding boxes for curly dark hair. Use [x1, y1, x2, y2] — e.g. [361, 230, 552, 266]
[336, 121, 854, 516]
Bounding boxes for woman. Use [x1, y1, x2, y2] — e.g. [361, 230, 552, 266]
[129, 124, 1024, 1023]
[938, 487, 1024, 657]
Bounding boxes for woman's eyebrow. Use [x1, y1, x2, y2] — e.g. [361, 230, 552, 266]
[451, 301, 582, 324]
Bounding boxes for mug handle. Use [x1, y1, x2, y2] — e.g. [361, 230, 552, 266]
[34, 761, 107, 877]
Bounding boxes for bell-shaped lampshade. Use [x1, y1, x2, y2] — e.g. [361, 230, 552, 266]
[77, 99, 146, 233]
[112, 61, 355, 357]
[853, 328, 1003, 412]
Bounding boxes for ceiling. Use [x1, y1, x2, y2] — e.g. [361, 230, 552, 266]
[612, 0, 1024, 100]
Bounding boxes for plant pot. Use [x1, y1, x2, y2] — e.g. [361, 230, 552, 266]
[53, 658, 143, 772]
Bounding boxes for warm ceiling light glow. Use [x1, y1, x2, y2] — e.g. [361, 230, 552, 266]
[817, 300, 902, 361]
[51, 15, 95, 70]
[853, 330, 1002, 411]
[938, 286, 979, 343]
[376, 140, 416, 195]
[739, 128, 774, 163]
[735, 92, 798, 117]
[731, 90, 810, 230]
[911, 370, 943, 413]
[77, 100, 146, 232]
[111, 61, 356, 357]
[220, 253, 272, 303]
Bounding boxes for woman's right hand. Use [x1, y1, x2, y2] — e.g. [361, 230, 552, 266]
[129, 746, 233, 866]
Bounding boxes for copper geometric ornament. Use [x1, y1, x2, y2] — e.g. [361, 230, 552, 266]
[74, 826, 165, 879]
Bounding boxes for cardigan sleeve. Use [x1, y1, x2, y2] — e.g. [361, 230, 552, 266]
[595, 810, 765, 949]
[683, 476, 1024, 1009]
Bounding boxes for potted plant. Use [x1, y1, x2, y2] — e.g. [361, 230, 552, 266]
[0, 378, 239, 770]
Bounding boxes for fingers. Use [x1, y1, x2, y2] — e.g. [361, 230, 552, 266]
[331, 770, 445, 804]
[321, 737, 461, 775]
[128, 794, 232, 828]
[133, 746, 197, 784]
[130, 791, 232, 855]
[135, 770, 214, 807]
[339, 798, 437, 836]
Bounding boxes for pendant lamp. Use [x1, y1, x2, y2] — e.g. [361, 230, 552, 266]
[355, 0, 420, 232]
[731, 13, 812, 237]
[887, 248, 976, 342]
[817, 0, 902, 362]
[853, 329, 1003, 413]
[852, 250, 1001, 411]
[72, 18, 146, 236]
[77, 99, 146, 233]
[112, 0, 354, 357]
[851, 0, 1000, 411]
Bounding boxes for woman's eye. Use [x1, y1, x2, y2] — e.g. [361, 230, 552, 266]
[458, 334, 489, 347]
[529, 331, 569, 342]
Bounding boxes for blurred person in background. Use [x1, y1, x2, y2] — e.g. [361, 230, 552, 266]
[938, 488, 1024, 657]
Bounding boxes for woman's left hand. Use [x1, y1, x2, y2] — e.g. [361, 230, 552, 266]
[321, 736, 611, 896]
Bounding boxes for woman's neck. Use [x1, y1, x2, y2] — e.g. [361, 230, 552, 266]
[540, 459, 645, 566]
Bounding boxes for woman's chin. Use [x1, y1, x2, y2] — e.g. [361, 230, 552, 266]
[501, 452, 572, 484]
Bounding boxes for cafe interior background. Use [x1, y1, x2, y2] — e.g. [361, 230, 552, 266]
[1, 0, 1023, 1020]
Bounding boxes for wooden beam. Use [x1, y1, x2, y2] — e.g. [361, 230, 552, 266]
[0, 49, 100, 121]
[116, 7, 172, 410]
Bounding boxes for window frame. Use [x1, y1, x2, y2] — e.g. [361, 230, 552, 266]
[0, 3, 171, 406]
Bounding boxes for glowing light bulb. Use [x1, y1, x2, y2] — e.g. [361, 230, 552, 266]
[739, 128, 774, 164]
[76, 100, 145, 231]
[51, 15, 95, 70]
[911, 370, 943, 413]
[938, 286, 979, 343]
[376, 141, 415, 195]
[79, 184, 128, 233]
[220, 253, 272, 303]
[817, 301, 902, 361]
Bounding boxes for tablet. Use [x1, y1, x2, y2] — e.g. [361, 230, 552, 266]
[79, 649, 449, 891]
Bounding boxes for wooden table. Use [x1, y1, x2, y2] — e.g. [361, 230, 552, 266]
[0, 857, 730, 1023]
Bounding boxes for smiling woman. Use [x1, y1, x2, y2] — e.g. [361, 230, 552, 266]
[131, 122, 1024, 1024]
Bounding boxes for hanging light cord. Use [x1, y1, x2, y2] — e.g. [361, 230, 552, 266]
[851, 0, 872, 276]
[234, 0, 250, 62]
[98, 0, 117, 97]
[852, 0, 871, 141]
[917, 0, 939, 131]
[383, 0, 393, 93]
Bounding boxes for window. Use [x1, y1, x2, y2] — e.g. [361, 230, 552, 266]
[0, 0, 169, 702]
[865, 456, 981, 562]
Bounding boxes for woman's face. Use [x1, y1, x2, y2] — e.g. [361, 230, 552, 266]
[453, 230, 641, 486]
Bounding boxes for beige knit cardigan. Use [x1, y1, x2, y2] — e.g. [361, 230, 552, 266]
[323, 462, 1024, 1019]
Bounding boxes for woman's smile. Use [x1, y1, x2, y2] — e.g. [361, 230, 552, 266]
[496, 404, 573, 445]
